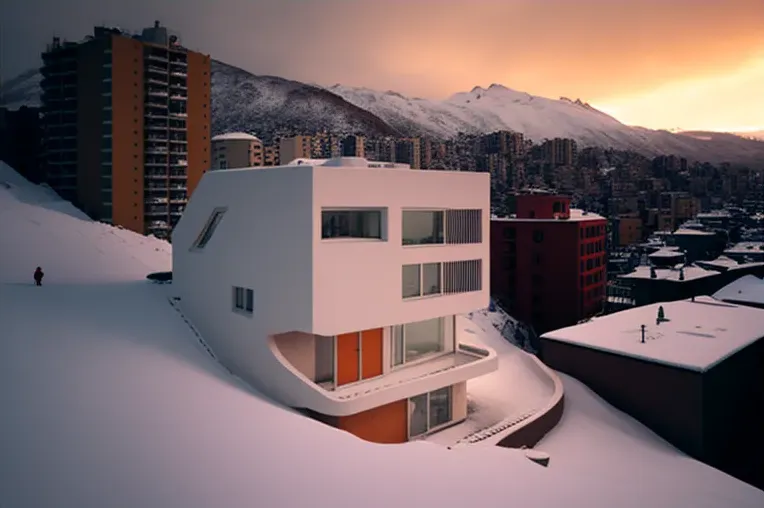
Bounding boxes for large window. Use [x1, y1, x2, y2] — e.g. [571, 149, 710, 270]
[314, 335, 335, 384]
[403, 209, 482, 245]
[402, 262, 441, 299]
[409, 387, 453, 438]
[392, 317, 448, 366]
[402, 210, 444, 245]
[321, 209, 382, 239]
[232, 286, 254, 314]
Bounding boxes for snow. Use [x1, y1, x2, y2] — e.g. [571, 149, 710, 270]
[673, 227, 715, 236]
[326, 83, 764, 165]
[714, 275, 764, 305]
[541, 296, 764, 372]
[211, 132, 261, 142]
[539, 372, 763, 505]
[422, 311, 556, 447]
[725, 242, 764, 254]
[648, 248, 685, 259]
[492, 208, 604, 223]
[2, 161, 764, 507]
[619, 264, 715, 282]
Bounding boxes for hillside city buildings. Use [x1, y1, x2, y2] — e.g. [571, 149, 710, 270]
[173, 157, 498, 443]
[38, 22, 211, 238]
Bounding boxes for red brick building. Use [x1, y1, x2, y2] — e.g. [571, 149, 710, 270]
[491, 192, 607, 334]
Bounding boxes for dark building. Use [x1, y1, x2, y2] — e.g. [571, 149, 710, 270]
[40, 22, 211, 238]
[609, 262, 764, 311]
[490, 192, 607, 334]
[540, 297, 764, 490]
[0, 106, 44, 183]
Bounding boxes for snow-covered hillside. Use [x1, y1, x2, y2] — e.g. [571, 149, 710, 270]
[329, 83, 764, 166]
[2, 160, 763, 507]
[208, 60, 399, 141]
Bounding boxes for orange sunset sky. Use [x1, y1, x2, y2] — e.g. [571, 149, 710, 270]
[3, 0, 763, 132]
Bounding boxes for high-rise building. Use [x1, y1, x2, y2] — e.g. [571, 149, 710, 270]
[39, 22, 211, 239]
[279, 135, 312, 164]
[211, 132, 263, 169]
[490, 192, 607, 334]
[340, 135, 365, 158]
[394, 137, 421, 169]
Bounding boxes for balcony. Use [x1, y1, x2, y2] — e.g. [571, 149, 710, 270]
[147, 87, 169, 97]
[146, 64, 168, 74]
[145, 171, 169, 179]
[170, 71, 187, 78]
[268, 321, 498, 417]
[146, 52, 169, 63]
[169, 111, 188, 118]
[169, 171, 186, 178]
[171, 160, 188, 167]
[146, 123, 168, 131]
[147, 77, 168, 86]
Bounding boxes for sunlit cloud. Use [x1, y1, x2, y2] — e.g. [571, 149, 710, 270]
[593, 52, 764, 132]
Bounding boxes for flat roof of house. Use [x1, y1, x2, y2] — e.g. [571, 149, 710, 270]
[492, 209, 605, 223]
[725, 242, 764, 254]
[211, 132, 260, 142]
[618, 264, 716, 282]
[541, 296, 764, 372]
[714, 275, 764, 305]
[648, 248, 684, 259]
[672, 228, 715, 236]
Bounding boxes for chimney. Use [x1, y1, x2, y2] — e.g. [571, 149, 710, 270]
[154, 20, 160, 28]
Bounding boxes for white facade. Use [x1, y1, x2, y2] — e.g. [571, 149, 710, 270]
[172, 157, 497, 418]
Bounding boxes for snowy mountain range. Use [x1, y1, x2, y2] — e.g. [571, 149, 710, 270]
[2, 60, 764, 166]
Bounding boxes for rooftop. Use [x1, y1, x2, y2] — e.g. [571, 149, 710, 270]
[619, 264, 715, 282]
[492, 209, 605, 223]
[714, 275, 764, 306]
[672, 228, 715, 236]
[284, 157, 411, 169]
[211, 132, 261, 142]
[648, 248, 684, 259]
[725, 242, 764, 254]
[542, 296, 764, 372]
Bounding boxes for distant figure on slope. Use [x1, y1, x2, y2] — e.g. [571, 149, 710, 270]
[33, 267, 44, 286]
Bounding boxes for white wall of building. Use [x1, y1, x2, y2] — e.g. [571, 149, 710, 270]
[172, 160, 493, 416]
[311, 166, 490, 335]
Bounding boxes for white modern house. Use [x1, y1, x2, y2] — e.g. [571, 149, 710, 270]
[172, 157, 498, 443]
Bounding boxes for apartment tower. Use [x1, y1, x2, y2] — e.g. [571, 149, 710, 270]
[211, 132, 264, 169]
[40, 22, 211, 238]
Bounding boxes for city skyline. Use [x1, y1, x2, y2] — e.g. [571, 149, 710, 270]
[2, 0, 763, 132]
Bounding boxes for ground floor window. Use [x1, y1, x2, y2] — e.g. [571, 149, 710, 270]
[233, 286, 254, 313]
[392, 317, 453, 366]
[409, 386, 452, 438]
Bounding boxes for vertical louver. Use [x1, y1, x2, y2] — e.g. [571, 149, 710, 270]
[443, 259, 482, 294]
[445, 209, 482, 244]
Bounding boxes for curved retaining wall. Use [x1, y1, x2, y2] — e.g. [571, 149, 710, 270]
[495, 355, 565, 449]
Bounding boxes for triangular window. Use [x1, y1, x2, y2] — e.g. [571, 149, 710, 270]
[192, 207, 227, 250]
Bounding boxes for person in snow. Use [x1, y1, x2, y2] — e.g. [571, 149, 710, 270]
[34, 267, 44, 286]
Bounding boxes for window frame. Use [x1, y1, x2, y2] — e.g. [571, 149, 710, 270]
[391, 316, 456, 369]
[402, 262, 443, 299]
[408, 386, 454, 439]
[402, 208, 483, 246]
[232, 286, 254, 316]
[191, 206, 227, 250]
[321, 208, 385, 241]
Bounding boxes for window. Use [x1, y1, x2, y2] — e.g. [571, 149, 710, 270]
[218, 159, 227, 170]
[392, 317, 449, 366]
[402, 262, 442, 298]
[321, 209, 382, 239]
[409, 386, 453, 438]
[192, 207, 227, 249]
[232, 286, 254, 314]
[532, 230, 544, 243]
[402, 210, 444, 245]
[314, 335, 334, 384]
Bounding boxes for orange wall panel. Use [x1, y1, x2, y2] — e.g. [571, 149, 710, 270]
[186, 51, 211, 197]
[361, 328, 383, 379]
[338, 399, 408, 444]
[110, 36, 145, 234]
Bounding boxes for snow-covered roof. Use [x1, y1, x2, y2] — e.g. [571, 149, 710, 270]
[493, 209, 604, 223]
[672, 228, 715, 236]
[282, 157, 412, 169]
[714, 275, 764, 305]
[211, 132, 261, 142]
[619, 264, 715, 282]
[542, 296, 764, 372]
[648, 248, 684, 259]
[725, 242, 764, 254]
